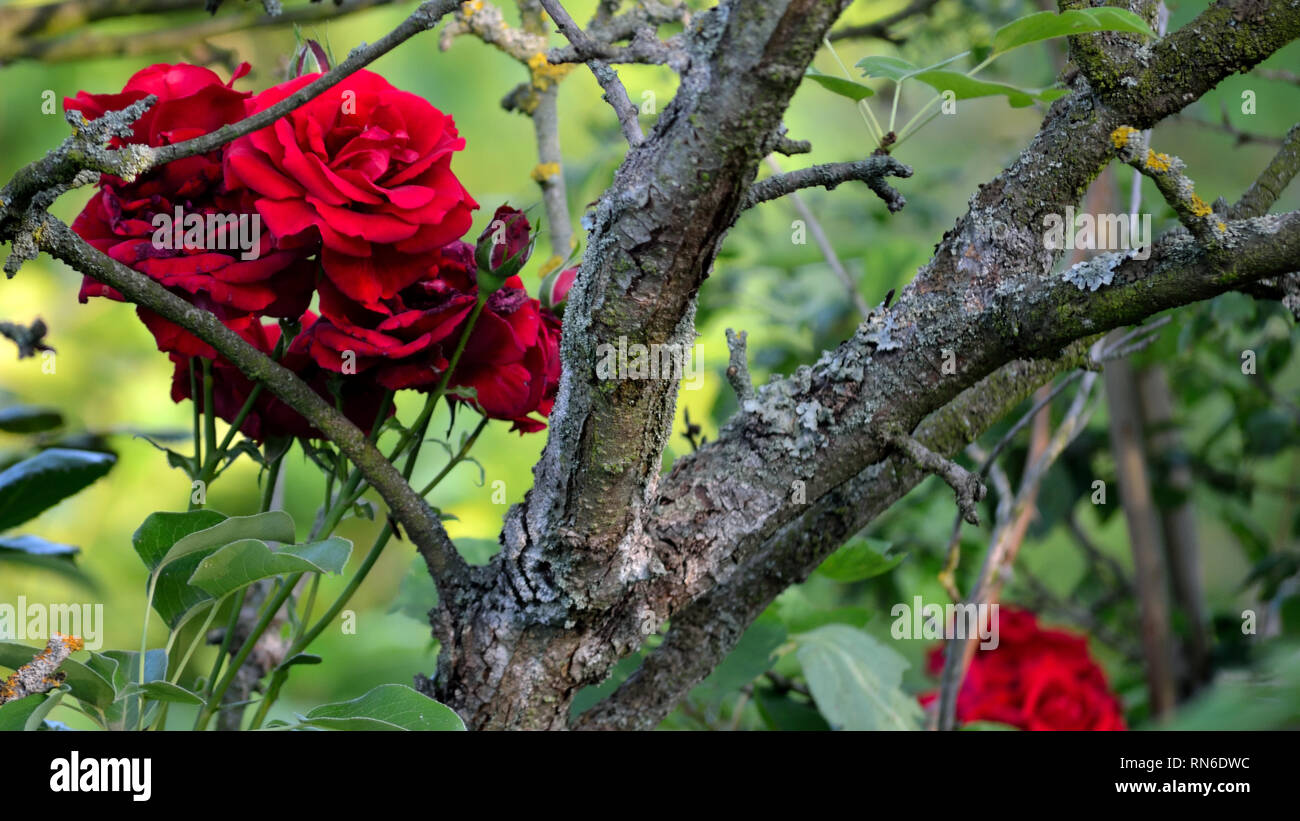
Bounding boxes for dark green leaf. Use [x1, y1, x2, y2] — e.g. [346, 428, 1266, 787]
[187, 537, 352, 599]
[804, 67, 875, 101]
[992, 8, 1156, 56]
[0, 448, 115, 531]
[817, 538, 905, 582]
[0, 406, 63, 434]
[300, 684, 465, 731]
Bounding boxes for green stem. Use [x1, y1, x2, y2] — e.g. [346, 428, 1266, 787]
[188, 358, 201, 510]
[896, 94, 944, 144]
[260, 453, 284, 514]
[203, 587, 246, 702]
[212, 384, 264, 464]
[419, 416, 488, 496]
[202, 358, 217, 480]
[170, 599, 222, 687]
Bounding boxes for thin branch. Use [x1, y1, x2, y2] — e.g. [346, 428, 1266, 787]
[1229, 122, 1300, 219]
[742, 156, 912, 213]
[0, 0, 400, 65]
[763, 155, 870, 319]
[887, 430, 987, 525]
[1110, 125, 1222, 243]
[0, 0, 461, 228]
[827, 0, 942, 43]
[34, 215, 470, 591]
[0, 634, 83, 705]
[537, 0, 644, 145]
[724, 328, 754, 402]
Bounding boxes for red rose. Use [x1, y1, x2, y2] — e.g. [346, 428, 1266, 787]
[921, 607, 1126, 731]
[478, 205, 532, 271]
[67, 63, 313, 357]
[169, 313, 389, 442]
[305, 237, 560, 432]
[224, 69, 478, 308]
[305, 243, 477, 390]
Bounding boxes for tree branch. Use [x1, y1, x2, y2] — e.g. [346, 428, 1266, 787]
[742, 156, 911, 213]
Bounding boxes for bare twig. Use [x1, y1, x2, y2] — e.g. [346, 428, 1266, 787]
[763, 156, 870, 318]
[724, 328, 754, 402]
[888, 431, 986, 525]
[0, 634, 83, 705]
[537, 0, 644, 145]
[742, 156, 912, 213]
[827, 0, 942, 43]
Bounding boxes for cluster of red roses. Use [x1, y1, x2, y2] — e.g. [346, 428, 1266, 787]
[921, 607, 1127, 731]
[67, 62, 567, 439]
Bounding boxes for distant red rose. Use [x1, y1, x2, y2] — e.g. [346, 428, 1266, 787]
[67, 63, 313, 357]
[920, 607, 1126, 731]
[224, 69, 478, 308]
[169, 313, 389, 441]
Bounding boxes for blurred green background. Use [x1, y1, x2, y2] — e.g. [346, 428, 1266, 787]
[2, 0, 1299, 729]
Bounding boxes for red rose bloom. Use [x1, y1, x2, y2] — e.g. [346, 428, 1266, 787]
[305, 239, 561, 433]
[920, 607, 1126, 731]
[169, 313, 389, 441]
[224, 69, 478, 308]
[306, 243, 478, 391]
[67, 63, 313, 357]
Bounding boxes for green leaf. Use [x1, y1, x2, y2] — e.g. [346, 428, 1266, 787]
[0, 534, 93, 586]
[0, 448, 115, 531]
[855, 55, 920, 82]
[93, 649, 166, 731]
[905, 70, 1055, 108]
[818, 537, 905, 582]
[133, 510, 296, 629]
[300, 684, 465, 731]
[991, 8, 1156, 57]
[0, 690, 65, 731]
[0, 406, 63, 433]
[389, 556, 439, 620]
[754, 687, 831, 731]
[695, 617, 787, 697]
[0, 641, 115, 709]
[188, 537, 352, 600]
[115, 680, 203, 706]
[804, 67, 875, 101]
[155, 511, 297, 574]
[132, 510, 226, 628]
[795, 625, 922, 730]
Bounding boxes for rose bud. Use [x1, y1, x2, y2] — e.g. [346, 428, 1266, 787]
[474, 205, 534, 296]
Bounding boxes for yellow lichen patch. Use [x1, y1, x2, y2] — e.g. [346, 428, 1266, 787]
[1110, 125, 1139, 149]
[1189, 194, 1212, 217]
[61, 635, 85, 652]
[460, 0, 483, 15]
[537, 254, 564, 278]
[1144, 152, 1172, 173]
[528, 53, 573, 91]
[531, 162, 560, 183]
[1217, 221, 1227, 232]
